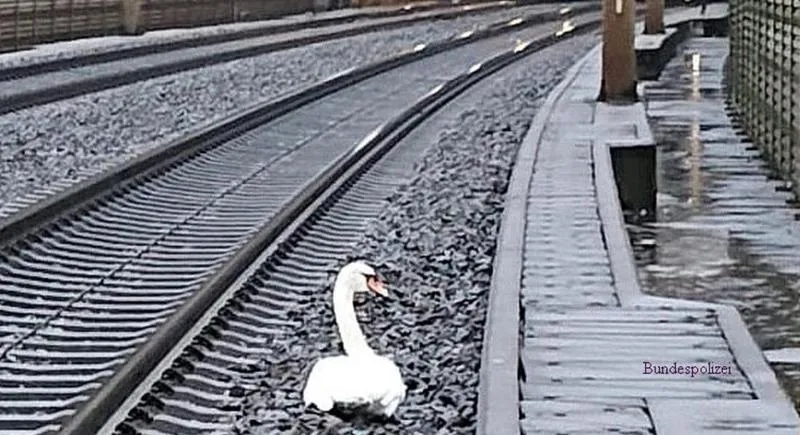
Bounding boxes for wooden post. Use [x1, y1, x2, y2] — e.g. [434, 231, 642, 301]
[599, 0, 637, 103]
[644, 0, 664, 34]
[121, 0, 143, 35]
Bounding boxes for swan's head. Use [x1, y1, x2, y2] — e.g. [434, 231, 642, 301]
[336, 261, 387, 297]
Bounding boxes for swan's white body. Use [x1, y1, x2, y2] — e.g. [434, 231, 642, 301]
[302, 261, 406, 417]
[303, 353, 406, 416]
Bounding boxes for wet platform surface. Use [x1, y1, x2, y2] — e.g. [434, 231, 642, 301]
[631, 37, 800, 412]
[510, 32, 800, 435]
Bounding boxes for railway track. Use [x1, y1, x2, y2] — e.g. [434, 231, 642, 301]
[0, 0, 513, 82]
[0, 2, 600, 117]
[0, 0, 515, 55]
[76, 13, 605, 435]
[0, 7, 604, 435]
[103, 22, 613, 435]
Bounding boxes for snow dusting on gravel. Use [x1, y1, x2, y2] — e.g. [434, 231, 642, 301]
[226, 33, 599, 435]
[0, 3, 577, 216]
[0, 12, 320, 70]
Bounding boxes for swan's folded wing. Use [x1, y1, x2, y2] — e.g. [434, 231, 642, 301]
[304, 355, 406, 415]
[359, 356, 406, 410]
[304, 356, 373, 406]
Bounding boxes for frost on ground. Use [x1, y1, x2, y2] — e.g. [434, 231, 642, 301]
[0, 3, 540, 70]
[0, 11, 327, 70]
[225, 34, 598, 435]
[0, 3, 568, 215]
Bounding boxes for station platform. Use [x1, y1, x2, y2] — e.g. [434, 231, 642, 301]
[479, 4, 800, 435]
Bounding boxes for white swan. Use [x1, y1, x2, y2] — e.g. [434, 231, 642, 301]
[302, 261, 406, 418]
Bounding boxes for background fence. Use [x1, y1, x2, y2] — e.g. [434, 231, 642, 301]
[0, 0, 598, 55]
[0, 0, 324, 52]
[728, 0, 799, 192]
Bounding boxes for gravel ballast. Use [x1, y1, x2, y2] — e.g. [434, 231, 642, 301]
[0, 3, 517, 70]
[0, 11, 353, 70]
[225, 33, 599, 435]
[0, 3, 573, 216]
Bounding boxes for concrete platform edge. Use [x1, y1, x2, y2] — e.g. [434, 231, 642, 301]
[591, 27, 800, 430]
[648, 398, 800, 435]
[474, 42, 596, 435]
[635, 4, 729, 80]
[593, 74, 799, 432]
[716, 305, 799, 404]
[488, 10, 800, 429]
[593, 137, 650, 307]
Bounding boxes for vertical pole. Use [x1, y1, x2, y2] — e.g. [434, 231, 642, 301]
[644, 0, 664, 34]
[599, 0, 637, 103]
[756, 0, 765, 155]
[67, 0, 75, 38]
[14, 0, 21, 49]
[121, 0, 142, 34]
[791, 0, 799, 189]
[777, 0, 787, 174]
[767, 0, 777, 167]
[731, 0, 740, 105]
[747, 0, 756, 137]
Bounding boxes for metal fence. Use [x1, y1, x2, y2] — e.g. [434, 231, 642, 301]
[728, 0, 799, 190]
[0, 0, 318, 52]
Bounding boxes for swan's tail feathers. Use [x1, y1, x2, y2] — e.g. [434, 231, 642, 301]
[381, 395, 402, 417]
[303, 390, 335, 412]
[302, 381, 334, 412]
[308, 396, 335, 412]
[380, 386, 406, 417]
[303, 359, 334, 412]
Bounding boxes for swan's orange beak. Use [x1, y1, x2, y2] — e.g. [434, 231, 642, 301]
[367, 276, 388, 297]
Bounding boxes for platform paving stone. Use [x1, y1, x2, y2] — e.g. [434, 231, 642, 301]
[512, 7, 800, 434]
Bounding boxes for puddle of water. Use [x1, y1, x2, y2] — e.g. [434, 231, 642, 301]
[629, 37, 800, 410]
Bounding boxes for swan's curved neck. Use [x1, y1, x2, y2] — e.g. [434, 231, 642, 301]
[333, 277, 374, 357]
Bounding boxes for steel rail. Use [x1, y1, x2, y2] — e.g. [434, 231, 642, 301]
[0, 4, 596, 249]
[59, 16, 604, 435]
[0, 1, 516, 83]
[0, 3, 605, 116]
[0, 8, 599, 434]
